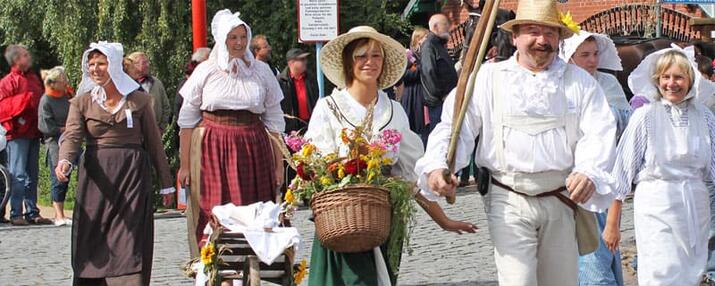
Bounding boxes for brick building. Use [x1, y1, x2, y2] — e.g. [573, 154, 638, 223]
[440, 0, 707, 30]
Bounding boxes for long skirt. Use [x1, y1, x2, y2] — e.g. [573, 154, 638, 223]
[194, 119, 275, 245]
[308, 237, 399, 285]
[72, 146, 154, 285]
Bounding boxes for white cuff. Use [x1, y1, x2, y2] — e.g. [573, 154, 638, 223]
[159, 187, 176, 194]
[416, 161, 449, 197]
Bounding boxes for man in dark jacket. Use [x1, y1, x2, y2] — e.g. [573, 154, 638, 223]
[278, 48, 319, 134]
[420, 13, 458, 134]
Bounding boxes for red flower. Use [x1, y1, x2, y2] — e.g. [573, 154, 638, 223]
[296, 163, 313, 180]
[344, 159, 367, 176]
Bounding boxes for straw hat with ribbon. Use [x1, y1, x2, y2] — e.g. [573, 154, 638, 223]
[320, 26, 407, 89]
[501, 0, 580, 38]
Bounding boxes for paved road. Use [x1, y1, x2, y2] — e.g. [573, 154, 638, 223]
[0, 188, 636, 285]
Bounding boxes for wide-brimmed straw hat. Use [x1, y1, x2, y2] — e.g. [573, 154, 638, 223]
[320, 26, 407, 89]
[501, 0, 576, 38]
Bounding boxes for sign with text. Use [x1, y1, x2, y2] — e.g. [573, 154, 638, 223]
[298, 0, 339, 43]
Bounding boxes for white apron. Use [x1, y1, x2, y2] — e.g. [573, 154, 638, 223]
[634, 101, 710, 286]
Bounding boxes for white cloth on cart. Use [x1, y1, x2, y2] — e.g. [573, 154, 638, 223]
[208, 202, 301, 265]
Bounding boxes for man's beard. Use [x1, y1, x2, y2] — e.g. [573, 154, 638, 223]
[530, 44, 555, 67]
[438, 32, 450, 40]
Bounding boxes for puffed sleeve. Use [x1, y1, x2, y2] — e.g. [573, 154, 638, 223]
[704, 108, 715, 182]
[414, 64, 485, 196]
[572, 78, 618, 212]
[259, 64, 285, 133]
[303, 97, 338, 153]
[612, 106, 649, 201]
[177, 63, 209, 128]
[390, 102, 424, 182]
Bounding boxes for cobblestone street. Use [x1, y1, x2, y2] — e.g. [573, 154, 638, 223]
[0, 188, 637, 285]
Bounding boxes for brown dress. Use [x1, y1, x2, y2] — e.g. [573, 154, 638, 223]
[59, 90, 172, 285]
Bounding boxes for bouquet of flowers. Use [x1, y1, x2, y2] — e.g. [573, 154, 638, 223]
[277, 106, 416, 273]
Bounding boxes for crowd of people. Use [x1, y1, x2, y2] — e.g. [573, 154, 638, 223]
[3, 0, 715, 284]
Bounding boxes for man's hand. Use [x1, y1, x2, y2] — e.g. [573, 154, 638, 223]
[566, 172, 595, 204]
[427, 169, 458, 198]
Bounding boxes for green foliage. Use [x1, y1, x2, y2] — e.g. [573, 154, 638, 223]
[0, 0, 413, 207]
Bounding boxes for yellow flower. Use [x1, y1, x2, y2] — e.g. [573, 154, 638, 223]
[559, 11, 580, 34]
[200, 243, 215, 265]
[337, 166, 346, 179]
[367, 159, 379, 170]
[320, 176, 333, 185]
[294, 259, 308, 285]
[382, 158, 393, 165]
[284, 188, 296, 204]
[301, 144, 316, 157]
[367, 171, 376, 181]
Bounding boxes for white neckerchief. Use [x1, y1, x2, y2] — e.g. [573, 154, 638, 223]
[91, 86, 126, 114]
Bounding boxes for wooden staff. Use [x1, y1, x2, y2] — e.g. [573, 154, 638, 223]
[443, 0, 502, 204]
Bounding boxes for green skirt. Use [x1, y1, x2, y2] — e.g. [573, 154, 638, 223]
[308, 236, 399, 286]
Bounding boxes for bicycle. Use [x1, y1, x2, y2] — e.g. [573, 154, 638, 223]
[0, 163, 10, 222]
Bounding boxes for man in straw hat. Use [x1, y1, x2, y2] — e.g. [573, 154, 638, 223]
[415, 0, 618, 284]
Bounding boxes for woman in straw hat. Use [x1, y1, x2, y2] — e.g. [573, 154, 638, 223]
[560, 31, 629, 286]
[55, 41, 175, 285]
[612, 46, 715, 285]
[177, 9, 286, 256]
[304, 26, 477, 285]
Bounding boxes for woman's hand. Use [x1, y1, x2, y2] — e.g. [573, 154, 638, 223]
[162, 193, 176, 208]
[178, 167, 190, 187]
[440, 219, 478, 235]
[274, 165, 284, 188]
[55, 160, 71, 183]
[602, 223, 621, 253]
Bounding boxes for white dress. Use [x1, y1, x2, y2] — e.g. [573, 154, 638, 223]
[303, 88, 424, 285]
[304, 88, 424, 181]
[613, 98, 715, 285]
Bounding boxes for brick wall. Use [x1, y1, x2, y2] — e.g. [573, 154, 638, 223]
[441, 0, 705, 29]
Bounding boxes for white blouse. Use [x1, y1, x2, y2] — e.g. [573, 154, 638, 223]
[415, 56, 618, 211]
[612, 99, 715, 200]
[304, 89, 424, 182]
[177, 57, 285, 132]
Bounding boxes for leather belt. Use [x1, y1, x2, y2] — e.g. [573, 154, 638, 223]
[491, 177, 577, 212]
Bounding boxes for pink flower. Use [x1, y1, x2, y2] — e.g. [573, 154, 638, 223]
[284, 132, 307, 153]
[380, 129, 402, 145]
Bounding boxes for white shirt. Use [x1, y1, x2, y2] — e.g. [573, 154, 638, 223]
[177, 57, 285, 132]
[415, 55, 617, 211]
[304, 89, 424, 182]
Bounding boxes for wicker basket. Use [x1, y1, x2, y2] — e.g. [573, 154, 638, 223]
[310, 184, 391, 253]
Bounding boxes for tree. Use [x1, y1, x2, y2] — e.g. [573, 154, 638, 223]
[0, 0, 413, 198]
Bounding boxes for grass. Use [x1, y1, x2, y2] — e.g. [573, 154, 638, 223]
[37, 144, 77, 210]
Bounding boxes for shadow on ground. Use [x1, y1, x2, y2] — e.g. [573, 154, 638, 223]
[401, 281, 497, 286]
